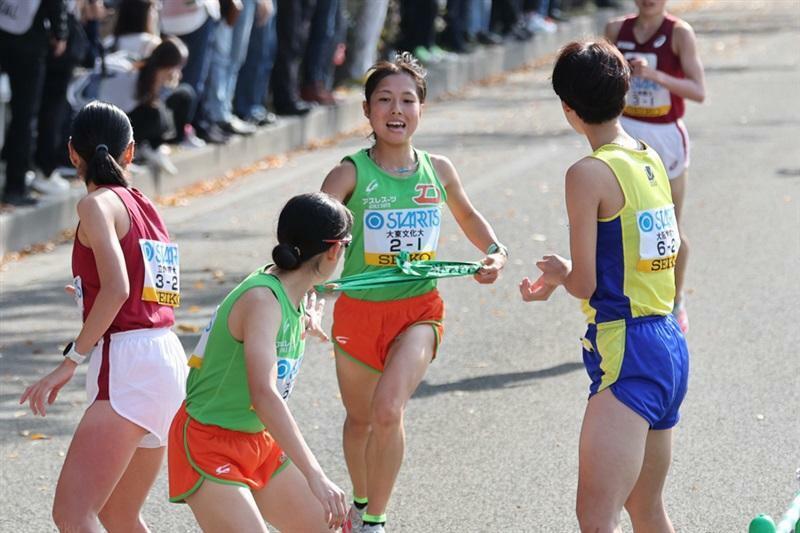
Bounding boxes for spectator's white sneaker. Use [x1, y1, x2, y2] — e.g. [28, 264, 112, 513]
[180, 125, 206, 149]
[31, 171, 71, 196]
[138, 144, 178, 175]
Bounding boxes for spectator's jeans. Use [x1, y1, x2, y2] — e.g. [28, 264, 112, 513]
[343, 0, 388, 81]
[203, 0, 257, 123]
[234, 11, 278, 120]
[272, 0, 317, 109]
[303, 0, 339, 85]
[467, 0, 491, 34]
[0, 28, 48, 197]
[179, 15, 218, 124]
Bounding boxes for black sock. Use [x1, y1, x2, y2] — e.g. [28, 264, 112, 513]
[353, 500, 367, 511]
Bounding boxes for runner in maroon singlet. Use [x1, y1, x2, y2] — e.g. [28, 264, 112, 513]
[606, 0, 706, 333]
[20, 101, 187, 532]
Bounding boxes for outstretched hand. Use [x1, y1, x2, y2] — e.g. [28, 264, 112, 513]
[303, 292, 329, 342]
[519, 276, 557, 302]
[19, 361, 76, 416]
[307, 473, 348, 530]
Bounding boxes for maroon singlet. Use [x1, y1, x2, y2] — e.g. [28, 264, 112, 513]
[616, 14, 686, 124]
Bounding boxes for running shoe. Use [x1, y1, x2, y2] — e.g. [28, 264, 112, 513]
[673, 302, 689, 334]
[345, 506, 364, 532]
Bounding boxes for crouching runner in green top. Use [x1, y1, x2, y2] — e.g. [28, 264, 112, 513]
[168, 192, 353, 532]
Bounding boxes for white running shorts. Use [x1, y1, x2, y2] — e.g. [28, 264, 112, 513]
[86, 328, 188, 448]
[621, 116, 690, 180]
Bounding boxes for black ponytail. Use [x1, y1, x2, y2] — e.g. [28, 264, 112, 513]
[71, 101, 133, 187]
[272, 192, 353, 271]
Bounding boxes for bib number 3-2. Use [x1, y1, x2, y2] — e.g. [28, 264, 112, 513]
[139, 239, 180, 307]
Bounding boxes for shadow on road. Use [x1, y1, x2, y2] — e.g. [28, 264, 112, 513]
[414, 361, 583, 399]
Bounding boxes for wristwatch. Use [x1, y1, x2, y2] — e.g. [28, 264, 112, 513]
[486, 242, 509, 258]
[62, 341, 87, 365]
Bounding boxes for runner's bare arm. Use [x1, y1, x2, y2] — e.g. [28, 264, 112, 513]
[320, 160, 357, 204]
[432, 154, 507, 282]
[432, 154, 502, 251]
[531, 159, 602, 299]
[72, 195, 131, 356]
[635, 21, 705, 102]
[239, 289, 323, 476]
[239, 289, 346, 528]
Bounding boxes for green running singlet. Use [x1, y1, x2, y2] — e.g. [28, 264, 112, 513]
[185, 267, 305, 433]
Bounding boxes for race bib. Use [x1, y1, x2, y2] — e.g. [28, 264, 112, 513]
[624, 52, 671, 118]
[72, 275, 84, 314]
[363, 207, 441, 266]
[188, 307, 218, 368]
[636, 205, 681, 272]
[139, 239, 180, 307]
[276, 355, 304, 400]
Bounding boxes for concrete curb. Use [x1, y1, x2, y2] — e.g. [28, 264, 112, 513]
[0, 9, 612, 257]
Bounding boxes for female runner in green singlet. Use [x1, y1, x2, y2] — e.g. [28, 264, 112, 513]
[321, 53, 508, 532]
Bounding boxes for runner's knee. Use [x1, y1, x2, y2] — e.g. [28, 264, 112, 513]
[53, 502, 97, 532]
[576, 488, 622, 533]
[345, 412, 372, 434]
[625, 496, 668, 529]
[371, 396, 404, 428]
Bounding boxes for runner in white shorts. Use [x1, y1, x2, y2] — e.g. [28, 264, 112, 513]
[606, 0, 706, 332]
[20, 102, 187, 531]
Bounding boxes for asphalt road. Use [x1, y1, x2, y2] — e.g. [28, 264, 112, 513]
[1, 1, 798, 531]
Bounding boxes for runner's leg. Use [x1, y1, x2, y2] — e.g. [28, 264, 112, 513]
[365, 324, 435, 518]
[98, 446, 165, 532]
[576, 389, 650, 533]
[624, 429, 675, 533]
[336, 352, 380, 501]
[52, 401, 149, 532]
[252, 462, 331, 532]
[186, 480, 269, 532]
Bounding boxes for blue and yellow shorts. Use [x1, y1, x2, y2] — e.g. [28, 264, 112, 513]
[582, 314, 689, 430]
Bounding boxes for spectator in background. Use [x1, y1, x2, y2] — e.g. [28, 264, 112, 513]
[127, 37, 198, 171]
[0, 0, 68, 206]
[93, 37, 197, 173]
[300, 0, 340, 105]
[338, 0, 389, 85]
[108, 0, 161, 59]
[523, 0, 557, 34]
[33, 0, 86, 197]
[397, 0, 452, 64]
[491, 0, 532, 41]
[202, 0, 274, 136]
[161, 0, 228, 144]
[271, 0, 315, 116]
[234, 0, 278, 126]
[440, 0, 472, 54]
[467, 0, 503, 46]
[81, 0, 106, 69]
